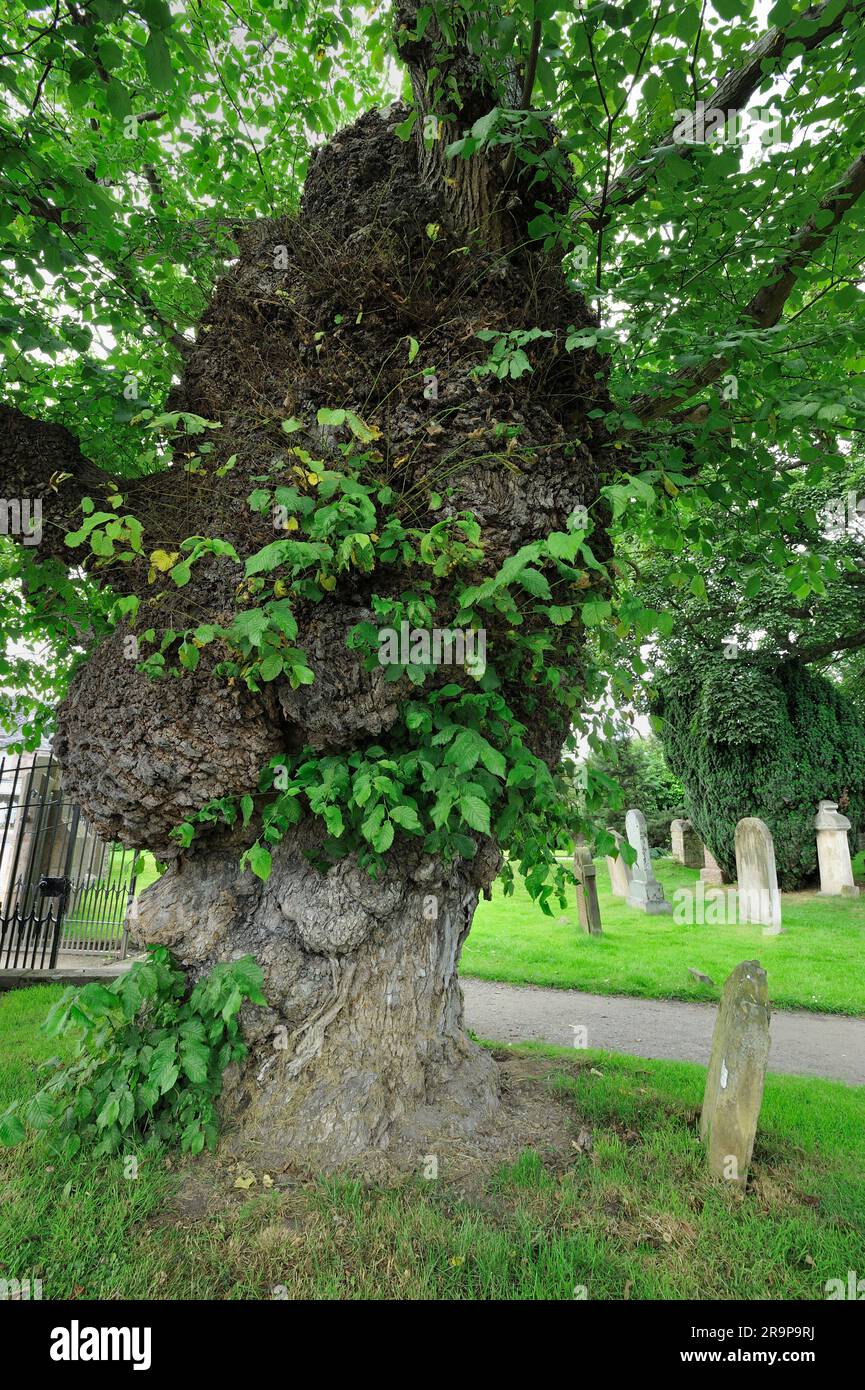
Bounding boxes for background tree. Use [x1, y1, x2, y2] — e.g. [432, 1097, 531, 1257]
[613, 460, 865, 883]
[2, 0, 865, 1167]
[656, 658, 865, 887]
[583, 734, 686, 849]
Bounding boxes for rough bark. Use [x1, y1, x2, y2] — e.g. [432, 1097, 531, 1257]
[55, 102, 614, 847]
[134, 824, 502, 1170]
[0, 403, 126, 564]
[49, 92, 616, 1164]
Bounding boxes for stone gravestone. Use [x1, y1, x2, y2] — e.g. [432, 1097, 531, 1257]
[625, 809, 672, 914]
[815, 800, 860, 897]
[700, 845, 724, 887]
[574, 844, 602, 936]
[681, 822, 704, 869]
[670, 818, 688, 863]
[735, 818, 782, 933]
[700, 960, 771, 1187]
[605, 827, 632, 899]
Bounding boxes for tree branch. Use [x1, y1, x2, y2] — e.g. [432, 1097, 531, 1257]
[630, 149, 865, 423]
[796, 629, 865, 662]
[577, 0, 865, 231]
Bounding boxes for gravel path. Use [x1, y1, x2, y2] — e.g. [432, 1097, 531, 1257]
[462, 977, 865, 1085]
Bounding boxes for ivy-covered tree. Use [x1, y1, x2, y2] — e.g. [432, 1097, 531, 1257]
[618, 462, 865, 882]
[2, 0, 865, 1166]
[656, 657, 865, 888]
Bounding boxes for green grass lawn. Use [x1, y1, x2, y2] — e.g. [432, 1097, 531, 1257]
[462, 854, 865, 1016]
[1, 985, 863, 1300]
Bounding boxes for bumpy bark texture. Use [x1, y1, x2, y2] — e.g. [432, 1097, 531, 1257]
[54, 631, 284, 857]
[0, 404, 122, 563]
[50, 94, 616, 1165]
[135, 824, 501, 1169]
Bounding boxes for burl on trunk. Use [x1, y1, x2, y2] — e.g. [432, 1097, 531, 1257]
[54, 38, 613, 1167]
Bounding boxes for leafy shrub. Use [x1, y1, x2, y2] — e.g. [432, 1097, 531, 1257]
[656, 658, 865, 889]
[0, 946, 266, 1159]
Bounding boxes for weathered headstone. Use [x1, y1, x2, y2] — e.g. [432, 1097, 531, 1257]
[814, 800, 860, 898]
[700, 845, 724, 886]
[574, 845, 602, 936]
[625, 808, 672, 914]
[672, 818, 703, 867]
[734, 818, 782, 933]
[681, 822, 704, 869]
[700, 960, 771, 1187]
[605, 827, 632, 899]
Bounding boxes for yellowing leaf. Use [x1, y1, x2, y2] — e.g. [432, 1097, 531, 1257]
[149, 549, 179, 573]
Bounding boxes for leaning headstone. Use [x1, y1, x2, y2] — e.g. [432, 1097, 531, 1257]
[814, 800, 860, 897]
[700, 845, 724, 887]
[605, 827, 632, 899]
[625, 808, 672, 914]
[735, 818, 782, 933]
[681, 822, 704, 869]
[700, 960, 770, 1187]
[574, 845, 602, 936]
[670, 818, 688, 863]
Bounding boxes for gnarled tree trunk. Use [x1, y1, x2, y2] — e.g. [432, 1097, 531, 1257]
[135, 827, 501, 1168]
[48, 8, 615, 1168]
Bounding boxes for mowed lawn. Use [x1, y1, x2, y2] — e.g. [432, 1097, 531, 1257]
[1, 986, 863, 1300]
[463, 854, 865, 1017]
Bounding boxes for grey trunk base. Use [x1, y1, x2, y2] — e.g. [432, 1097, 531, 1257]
[134, 831, 501, 1169]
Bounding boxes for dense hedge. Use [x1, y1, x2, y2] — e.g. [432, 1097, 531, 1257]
[655, 659, 865, 890]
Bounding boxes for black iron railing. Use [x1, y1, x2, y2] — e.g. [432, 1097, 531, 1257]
[0, 750, 137, 969]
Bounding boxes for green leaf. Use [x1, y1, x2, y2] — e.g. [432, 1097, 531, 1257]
[371, 818, 394, 853]
[259, 653, 283, 681]
[459, 794, 491, 834]
[390, 803, 422, 831]
[143, 31, 174, 91]
[444, 729, 481, 773]
[25, 1091, 59, 1131]
[248, 844, 272, 881]
[180, 1038, 210, 1084]
[519, 568, 552, 599]
[581, 599, 612, 626]
[0, 1110, 25, 1146]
